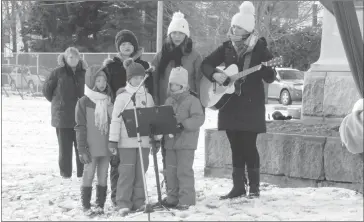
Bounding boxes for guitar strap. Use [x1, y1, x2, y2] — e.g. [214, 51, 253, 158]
[234, 52, 252, 96]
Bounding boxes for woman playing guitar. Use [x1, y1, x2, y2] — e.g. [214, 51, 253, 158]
[201, 1, 276, 200]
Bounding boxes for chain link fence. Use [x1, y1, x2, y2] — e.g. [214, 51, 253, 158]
[1, 52, 156, 99]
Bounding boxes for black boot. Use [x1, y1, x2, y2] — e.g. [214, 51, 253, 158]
[247, 168, 260, 198]
[95, 185, 107, 214]
[81, 186, 92, 212]
[219, 167, 247, 200]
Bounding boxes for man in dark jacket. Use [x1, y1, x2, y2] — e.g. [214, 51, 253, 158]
[102, 29, 151, 207]
[201, 1, 276, 199]
[42, 47, 87, 179]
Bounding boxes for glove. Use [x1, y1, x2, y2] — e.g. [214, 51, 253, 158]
[78, 148, 92, 164]
[150, 140, 161, 155]
[177, 123, 184, 132]
[108, 141, 118, 156]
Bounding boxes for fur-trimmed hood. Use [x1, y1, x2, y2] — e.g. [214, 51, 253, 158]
[103, 47, 144, 67]
[57, 53, 88, 70]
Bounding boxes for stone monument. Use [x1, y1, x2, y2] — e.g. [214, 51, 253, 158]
[302, 6, 363, 124]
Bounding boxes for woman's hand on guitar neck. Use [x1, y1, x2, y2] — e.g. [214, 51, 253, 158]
[213, 72, 228, 85]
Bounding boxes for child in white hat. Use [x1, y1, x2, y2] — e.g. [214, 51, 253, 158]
[161, 67, 205, 210]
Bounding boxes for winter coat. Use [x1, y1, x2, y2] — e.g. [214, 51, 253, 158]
[151, 48, 202, 105]
[164, 91, 205, 150]
[109, 84, 154, 148]
[201, 38, 276, 133]
[102, 49, 151, 103]
[340, 98, 363, 154]
[75, 96, 112, 157]
[42, 54, 87, 128]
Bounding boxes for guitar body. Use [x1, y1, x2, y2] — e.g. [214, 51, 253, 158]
[200, 64, 240, 110]
[199, 57, 283, 110]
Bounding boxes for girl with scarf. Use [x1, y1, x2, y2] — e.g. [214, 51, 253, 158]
[151, 11, 203, 184]
[108, 59, 156, 216]
[75, 65, 113, 215]
[42, 47, 87, 179]
[201, 1, 276, 199]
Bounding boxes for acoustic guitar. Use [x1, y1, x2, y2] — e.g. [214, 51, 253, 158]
[199, 57, 283, 110]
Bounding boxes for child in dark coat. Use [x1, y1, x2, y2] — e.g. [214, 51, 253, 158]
[161, 67, 205, 209]
[75, 65, 113, 215]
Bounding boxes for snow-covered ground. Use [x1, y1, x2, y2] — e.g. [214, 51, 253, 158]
[1, 95, 363, 221]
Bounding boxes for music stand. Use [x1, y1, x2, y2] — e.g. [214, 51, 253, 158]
[121, 105, 178, 219]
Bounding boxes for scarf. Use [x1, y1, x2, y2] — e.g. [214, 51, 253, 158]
[227, 27, 259, 60]
[125, 82, 147, 95]
[158, 44, 184, 79]
[84, 85, 110, 135]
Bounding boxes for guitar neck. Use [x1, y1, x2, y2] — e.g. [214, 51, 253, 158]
[231, 64, 262, 81]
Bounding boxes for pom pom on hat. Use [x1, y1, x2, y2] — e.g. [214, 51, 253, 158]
[231, 1, 256, 33]
[167, 11, 190, 37]
[239, 1, 255, 15]
[123, 58, 146, 81]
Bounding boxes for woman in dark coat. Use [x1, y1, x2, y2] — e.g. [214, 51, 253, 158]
[42, 47, 87, 178]
[201, 1, 276, 199]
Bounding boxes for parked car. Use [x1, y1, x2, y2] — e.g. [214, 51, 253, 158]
[7, 66, 48, 92]
[1, 65, 15, 86]
[268, 68, 304, 105]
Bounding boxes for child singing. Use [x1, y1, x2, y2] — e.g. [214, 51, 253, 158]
[75, 65, 114, 215]
[108, 58, 155, 216]
[161, 67, 205, 209]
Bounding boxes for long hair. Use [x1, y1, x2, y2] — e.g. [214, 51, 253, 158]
[93, 81, 114, 102]
[157, 35, 193, 78]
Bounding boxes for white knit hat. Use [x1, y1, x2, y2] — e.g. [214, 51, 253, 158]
[167, 11, 190, 37]
[231, 1, 256, 33]
[169, 67, 189, 88]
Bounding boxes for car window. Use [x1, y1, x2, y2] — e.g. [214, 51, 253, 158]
[278, 70, 304, 80]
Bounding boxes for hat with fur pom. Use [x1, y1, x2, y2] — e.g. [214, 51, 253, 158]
[231, 1, 256, 33]
[167, 11, 190, 37]
[123, 58, 145, 81]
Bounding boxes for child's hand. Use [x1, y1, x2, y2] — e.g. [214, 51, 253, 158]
[150, 140, 161, 155]
[108, 142, 118, 156]
[79, 149, 92, 164]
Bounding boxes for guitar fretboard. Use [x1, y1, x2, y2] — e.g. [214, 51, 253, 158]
[230, 64, 262, 81]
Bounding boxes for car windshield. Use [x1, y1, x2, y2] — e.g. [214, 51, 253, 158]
[278, 70, 304, 80]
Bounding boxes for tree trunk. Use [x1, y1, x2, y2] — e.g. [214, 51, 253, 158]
[11, 2, 17, 52]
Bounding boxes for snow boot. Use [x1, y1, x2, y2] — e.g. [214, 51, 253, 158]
[219, 167, 247, 200]
[81, 186, 92, 213]
[247, 168, 260, 198]
[95, 185, 107, 214]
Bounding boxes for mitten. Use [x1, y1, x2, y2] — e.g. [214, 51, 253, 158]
[176, 123, 184, 132]
[108, 142, 118, 156]
[78, 148, 92, 164]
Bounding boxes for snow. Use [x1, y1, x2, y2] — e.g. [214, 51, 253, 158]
[1, 95, 363, 221]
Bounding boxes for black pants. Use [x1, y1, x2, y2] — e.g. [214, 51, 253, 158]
[225, 130, 260, 169]
[56, 128, 84, 178]
[161, 138, 166, 170]
[109, 153, 120, 206]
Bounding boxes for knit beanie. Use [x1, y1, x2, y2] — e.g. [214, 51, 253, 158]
[123, 58, 145, 81]
[231, 1, 256, 33]
[167, 11, 190, 37]
[115, 30, 139, 53]
[85, 65, 107, 89]
[169, 67, 189, 88]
